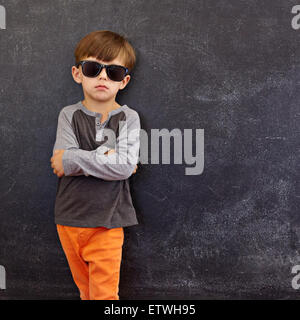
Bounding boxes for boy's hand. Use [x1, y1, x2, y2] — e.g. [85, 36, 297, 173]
[132, 164, 138, 174]
[104, 148, 138, 175]
[104, 148, 116, 156]
[50, 149, 65, 178]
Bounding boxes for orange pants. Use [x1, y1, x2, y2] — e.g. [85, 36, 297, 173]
[56, 224, 124, 300]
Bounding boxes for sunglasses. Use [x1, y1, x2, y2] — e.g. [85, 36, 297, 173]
[75, 60, 129, 81]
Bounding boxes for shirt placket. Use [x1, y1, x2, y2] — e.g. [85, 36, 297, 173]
[95, 116, 107, 141]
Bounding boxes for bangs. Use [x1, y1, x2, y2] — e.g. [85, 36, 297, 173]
[74, 30, 136, 72]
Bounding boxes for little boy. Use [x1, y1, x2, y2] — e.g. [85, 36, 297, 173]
[50, 30, 141, 300]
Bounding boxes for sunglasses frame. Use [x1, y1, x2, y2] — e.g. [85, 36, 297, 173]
[75, 60, 129, 81]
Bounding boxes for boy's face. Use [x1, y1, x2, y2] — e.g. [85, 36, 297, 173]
[72, 55, 131, 103]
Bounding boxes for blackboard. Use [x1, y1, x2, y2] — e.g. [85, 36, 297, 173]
[0, 0, 299, 299]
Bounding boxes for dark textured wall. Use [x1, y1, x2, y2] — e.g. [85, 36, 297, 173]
[0, 0, 299, 299]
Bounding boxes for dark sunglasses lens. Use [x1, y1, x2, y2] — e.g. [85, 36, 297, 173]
[107, 65, 127, 81]
[82, 61, 101, 77]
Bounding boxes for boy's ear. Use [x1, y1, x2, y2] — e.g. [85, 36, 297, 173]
[72, 65, 83, 84]
[119, 74, 131, 90]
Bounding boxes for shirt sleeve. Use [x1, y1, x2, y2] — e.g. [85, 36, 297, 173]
[62, 111, 141, 181]
[52, 108, 86, 176]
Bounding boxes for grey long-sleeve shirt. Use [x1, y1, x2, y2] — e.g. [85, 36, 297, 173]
[52, 100, 141, 228]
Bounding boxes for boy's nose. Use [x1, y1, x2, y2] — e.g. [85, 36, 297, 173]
[98, 67, 108, 79]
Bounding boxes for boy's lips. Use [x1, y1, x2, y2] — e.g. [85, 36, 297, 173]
[95, 85, 108, 89]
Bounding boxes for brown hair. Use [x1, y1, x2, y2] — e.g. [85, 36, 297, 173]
[74, 30, 136, 72]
